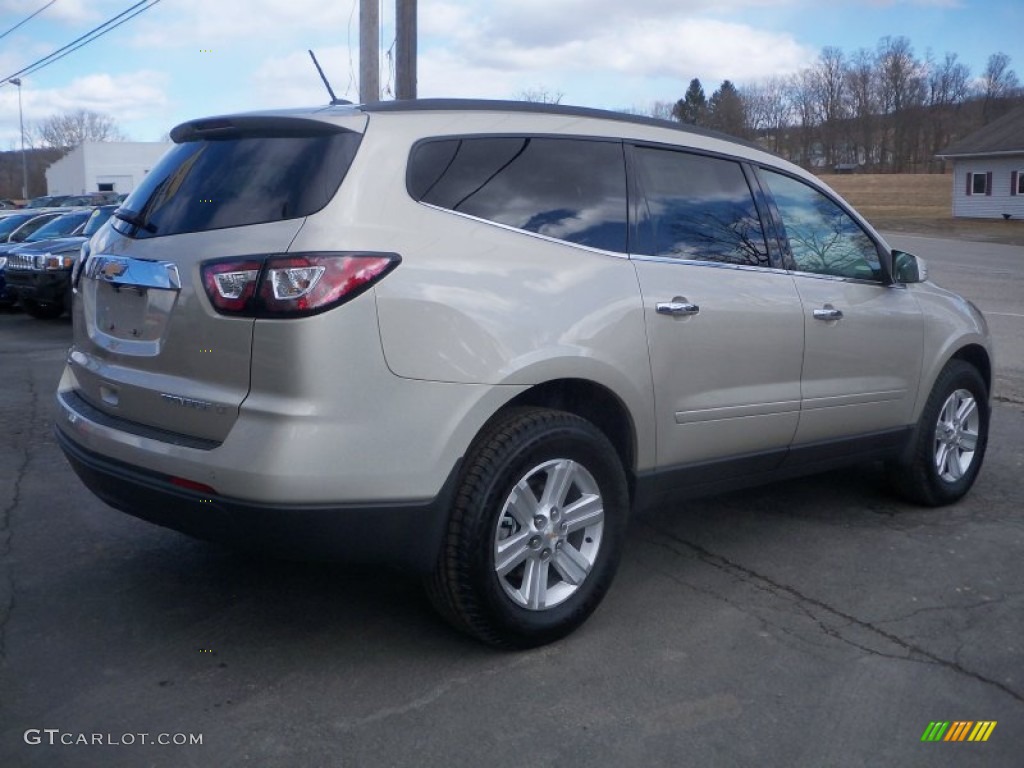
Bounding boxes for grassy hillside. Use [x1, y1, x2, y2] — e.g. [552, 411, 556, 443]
[816, 173, 1023, 245]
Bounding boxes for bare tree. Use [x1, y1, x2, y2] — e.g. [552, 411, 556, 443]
[788, 69, 819, 166]
[741, 77, 791, 153]
[517, 87, 564, 104]
[845, 48, 877, 167]
[33, 109, 126, 153]
[981, 52, 1020, 121]
[926, 52, 971, 167]
[809, 47, 848, 166]
[875, 36, 926, 171]
[648, 101, 676, 121]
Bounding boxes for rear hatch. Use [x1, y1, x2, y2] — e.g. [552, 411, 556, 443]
[70, 112, 366, 443]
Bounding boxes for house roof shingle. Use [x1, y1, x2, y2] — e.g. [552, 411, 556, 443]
[938, 106, 1024, 158]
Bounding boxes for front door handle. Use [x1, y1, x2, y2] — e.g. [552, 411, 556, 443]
[813, 306, 843, 321]
[656, 300, 700, 317]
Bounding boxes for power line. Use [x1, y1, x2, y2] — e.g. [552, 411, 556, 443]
[1, 1, 161, 86]
[0, 0, 56, 43]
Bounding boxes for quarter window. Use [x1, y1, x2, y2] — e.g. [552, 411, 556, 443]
[632, 147, 769, 266]
[408, 137, 628, 253]
[762, 170, 883, 281]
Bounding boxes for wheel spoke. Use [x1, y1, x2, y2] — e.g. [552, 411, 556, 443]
[941, 397, 957, 424]
[505, 478, 540, 529]
[959, 430, 978, 452]
[521, 557, 548, 610]
[495, 530, 532, 576]
[946, 448, 964, 480]
[552, 543, 590, 586]
[935, 441, 950, 475]
[562, 493, 603, 533]
[955, 396, 977, 426]
[540, 460, 575, 509]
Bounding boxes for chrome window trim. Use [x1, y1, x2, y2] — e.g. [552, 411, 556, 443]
[628, 252, 787, 275]
[786, 268, 888, 287]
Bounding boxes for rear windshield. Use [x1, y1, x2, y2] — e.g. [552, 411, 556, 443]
[27, 211, 90, 242]
[112, 130, 362, 239]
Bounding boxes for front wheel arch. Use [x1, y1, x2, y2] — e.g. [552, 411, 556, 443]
[888, 359, 989, 506]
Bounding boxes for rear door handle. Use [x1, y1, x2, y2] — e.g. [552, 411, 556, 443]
[656, 300, 700, 317]
[813, 306, 843, 321]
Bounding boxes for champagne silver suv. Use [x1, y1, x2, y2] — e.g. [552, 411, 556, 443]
[56, 100, 992, 648]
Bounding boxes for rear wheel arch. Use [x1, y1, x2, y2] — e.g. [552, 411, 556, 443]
[502, 378, 637, 485]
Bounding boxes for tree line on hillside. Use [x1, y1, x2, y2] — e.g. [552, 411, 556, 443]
[653, 37, 1023, 173]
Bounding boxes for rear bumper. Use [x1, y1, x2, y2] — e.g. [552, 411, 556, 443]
[56, 425, 457, 572]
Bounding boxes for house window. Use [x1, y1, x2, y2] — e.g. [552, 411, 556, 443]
[1013, 170, 1022, 196]
[967, 171, 992, 196]
[97, 183, 114, 192]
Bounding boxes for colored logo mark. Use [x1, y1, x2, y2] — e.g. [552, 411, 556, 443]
[921, 721, 996, 742]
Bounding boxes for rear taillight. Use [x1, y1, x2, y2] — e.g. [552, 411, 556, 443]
[203, 259, 262, 314]
[200, 252, 399, 318]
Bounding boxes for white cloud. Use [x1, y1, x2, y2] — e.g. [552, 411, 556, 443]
[34, 71, 169, 120]
[128, 0, 358, 48]
[0, 0, 97, 24]
[416, 11, 813, 106]
[250, 47, 358, 108]
[0, 71, 171, 142]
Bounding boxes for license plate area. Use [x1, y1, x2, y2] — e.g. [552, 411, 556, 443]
[84, 255, 181, 356]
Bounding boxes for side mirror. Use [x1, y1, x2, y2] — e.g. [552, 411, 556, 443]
[892, 250, 927, 284]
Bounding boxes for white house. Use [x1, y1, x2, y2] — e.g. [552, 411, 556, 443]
[937, 107, 1024, 220]
[44, 141, 173, 196]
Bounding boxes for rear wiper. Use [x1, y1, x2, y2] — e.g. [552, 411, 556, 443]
[113, 208, 157, 234]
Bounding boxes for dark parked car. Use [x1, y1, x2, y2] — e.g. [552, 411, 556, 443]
[5, 207, 114, 318]
[25, 195, 71, 209]
[0, 212, 72, 307]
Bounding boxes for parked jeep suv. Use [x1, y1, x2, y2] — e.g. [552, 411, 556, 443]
[6, 206, 116, 318]
[56, 100, 992, 647]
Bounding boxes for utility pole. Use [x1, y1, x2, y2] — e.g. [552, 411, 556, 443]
[359, 0, 379, 104]
[395, 0, 417, 100]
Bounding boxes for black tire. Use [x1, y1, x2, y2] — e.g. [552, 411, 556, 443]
[427, 407, 629, 649]
[21, 298, 64, 319]
[887, 360, 989, 506]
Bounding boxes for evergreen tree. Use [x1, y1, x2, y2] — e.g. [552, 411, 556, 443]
[673, 78, 707, 125]
[707, 80, 748, 138]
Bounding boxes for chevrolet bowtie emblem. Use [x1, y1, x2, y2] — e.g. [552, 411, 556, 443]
[100, 260, 129, 280]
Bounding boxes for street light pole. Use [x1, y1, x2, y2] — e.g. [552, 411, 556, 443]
[9, 78, 28, 200]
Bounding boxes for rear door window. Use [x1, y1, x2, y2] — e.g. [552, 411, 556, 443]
[112, 128, 362, 239]
[408, 136, 628, 253]
[632, 146, 770, 267]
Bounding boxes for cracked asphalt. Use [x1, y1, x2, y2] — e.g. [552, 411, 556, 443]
[1, 234, 1022, 767]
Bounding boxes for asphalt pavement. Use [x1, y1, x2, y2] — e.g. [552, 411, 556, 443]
[1, 234, 1022, 767]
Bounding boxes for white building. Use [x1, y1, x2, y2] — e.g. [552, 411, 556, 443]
[44, 141, 173, 196]
[937, 106, 1024, 220]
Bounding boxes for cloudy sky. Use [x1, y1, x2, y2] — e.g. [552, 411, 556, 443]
[1, 0, 1021, 146]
